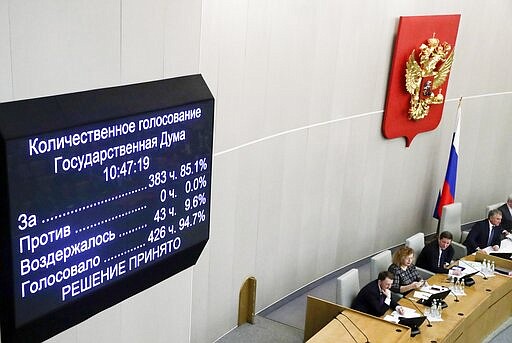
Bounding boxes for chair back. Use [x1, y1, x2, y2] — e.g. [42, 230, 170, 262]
[370, 250, 392, 281]
[405, 232, 425, 258]
[336, 268, 359, 307]
[405, 233, 438, 278]
[439, 202, 462, 242]
[486, 202, 503, 218]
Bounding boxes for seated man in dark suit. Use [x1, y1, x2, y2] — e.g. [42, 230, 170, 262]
[351, 271, 404, 317]
[416, 231, 455, 274]
[463, 209, 502, 254]
[497, 194, 512, 233]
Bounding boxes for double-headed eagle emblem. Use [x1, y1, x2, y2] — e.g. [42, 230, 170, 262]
[405, 34, 454, 120]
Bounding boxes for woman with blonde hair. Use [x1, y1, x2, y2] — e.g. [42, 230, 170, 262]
[388, 246, 424, 294]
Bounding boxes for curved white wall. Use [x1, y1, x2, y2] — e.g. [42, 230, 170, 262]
[1, 1, 511, 342]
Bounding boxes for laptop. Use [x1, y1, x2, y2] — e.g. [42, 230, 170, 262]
[489, 252, 512, 259]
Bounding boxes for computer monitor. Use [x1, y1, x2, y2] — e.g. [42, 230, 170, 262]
[460, 271, 479, 286]
[398, 316, 426, 337]
[417, 289, 451, 308]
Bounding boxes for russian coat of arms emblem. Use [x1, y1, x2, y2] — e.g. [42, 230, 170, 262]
[382, 15, 460, 147]
[406, 34, 454, 120]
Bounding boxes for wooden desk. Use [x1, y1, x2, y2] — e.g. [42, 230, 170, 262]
[459, 252, 512, 343]
[304, 256, 512, 343]
[401, 272, 512, 343]
[304, 296, 410, 342]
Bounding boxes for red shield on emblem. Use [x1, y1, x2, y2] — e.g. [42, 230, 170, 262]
[419, 75, 435, 100]
[382, 15, 460, 147]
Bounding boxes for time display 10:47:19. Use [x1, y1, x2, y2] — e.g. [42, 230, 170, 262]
[102, 156, 150, 182]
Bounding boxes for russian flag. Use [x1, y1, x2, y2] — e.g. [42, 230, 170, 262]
[433, 102, 461, 219]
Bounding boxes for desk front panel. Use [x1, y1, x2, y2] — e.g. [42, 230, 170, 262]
[306, 310, 410, 343]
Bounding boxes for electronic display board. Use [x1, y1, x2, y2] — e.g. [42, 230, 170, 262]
[0, 75, 214, 343]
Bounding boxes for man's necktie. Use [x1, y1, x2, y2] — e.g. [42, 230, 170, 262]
[488, 226, 495, 246]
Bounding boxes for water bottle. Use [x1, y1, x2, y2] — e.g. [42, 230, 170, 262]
[431, 300, 437, 319]
[455, 278, 461, 294]
[437, 301, 443, 319]
[461, 279, 465, 293]
[424, 304, 431, 317]
[482, 259, 487, 274]
[491, 261, 495, 273]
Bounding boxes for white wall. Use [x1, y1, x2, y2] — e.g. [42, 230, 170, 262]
[1, 1, 511, 342]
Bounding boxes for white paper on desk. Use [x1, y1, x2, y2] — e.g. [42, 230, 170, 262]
[395, 306, 418, 317]
[383, 307, 419, 323]
[426, 315, 443, 322]
[458, 260, 495, 278]
[481, 246, 512, 255]
[383, 315, 399, 323]
[458, 260, 482, 274]
[419, 285, 432, 293]
[483, 246, 495, 254]
[448, 269, 464, 278]
[412, 290, 430, 300]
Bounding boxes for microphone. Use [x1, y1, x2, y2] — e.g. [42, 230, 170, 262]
[447, 282, 460, 302]
[339, 311, 370, 343]
[334, 315, 358, 343]
[401, 296, 432, 328]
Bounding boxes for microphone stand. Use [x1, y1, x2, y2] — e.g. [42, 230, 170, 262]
[401, 296, 432, 328]
[339, 311, 370, 343]
[448, 281, 460, 302]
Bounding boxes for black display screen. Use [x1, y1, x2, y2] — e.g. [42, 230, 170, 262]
[0, 75, 214, 343]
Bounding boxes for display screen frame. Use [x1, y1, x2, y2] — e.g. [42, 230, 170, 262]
[0, 75, 214, 343]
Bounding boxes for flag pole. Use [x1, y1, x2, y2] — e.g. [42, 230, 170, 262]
[434, 98, 462, 229]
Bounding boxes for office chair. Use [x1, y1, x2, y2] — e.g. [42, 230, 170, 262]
[439, 202, 467, 260]
[370, 250, 392, 281]
[405, 233, 435, 279]
[336, 268, 360, 307]
[370, 250, 403, 301]
[485, 202, 503, 218]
